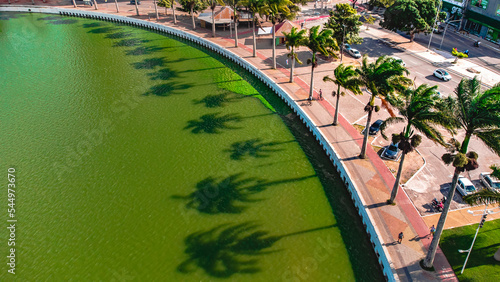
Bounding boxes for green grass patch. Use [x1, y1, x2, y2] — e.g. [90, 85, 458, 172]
[440, 219, 500, 281]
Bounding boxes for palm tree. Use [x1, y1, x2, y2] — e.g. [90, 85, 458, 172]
[134, 0, 139, 15]
[423, 77, 500, 269]
[240, 0, 265, 57]
[356, 55, 410, 159]
[261, 0, 295, 69]
[283, 27, 306, 83]
[154, 0, 160, 20]
[303, 25, 338, 100]
[208, 0, 225, 37]
[71, 0, 77, 8]
[114, 0, 120, 13]
[382, 84, 454, 204]
[158, 0, 178, 24]
[225, 0, 242, 47]
[323, 64, 362, 125]
[92, 0, 98, 10]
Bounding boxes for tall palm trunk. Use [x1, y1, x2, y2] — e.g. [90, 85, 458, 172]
[272, 22, 276, 69]
[191, 5, 196, 29]
[114, 0, 120, 13]
[212, 7, 216, 37]
[154, 0, 159, 20]
[234, 10, 238, 47]
[92, 0, 98, 10]
[289, 49, 295, 83]
[424, 168, 460, 267]
[172, 4, 177, 24]
[424, 133, 472, 268]
[134, 1, 139, 15]
[308, 62, 315, 100]
[71, 0, 77, 8]
[390, 152, 406, 202]
[252, 18, 257, 57]
[333, 84, 341, 125]
[359, 95, 375, 158]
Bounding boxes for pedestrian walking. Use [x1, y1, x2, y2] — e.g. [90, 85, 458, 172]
[430, 225, 436, 237]
[319, 89, 323, 100]
[398, 232, 404, 244]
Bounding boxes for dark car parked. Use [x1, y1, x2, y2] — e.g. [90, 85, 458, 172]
[369, 119, 383, 135]
[382, 142, 400, 160]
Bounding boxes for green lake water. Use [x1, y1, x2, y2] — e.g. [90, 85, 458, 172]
[0, 12, 383, 281]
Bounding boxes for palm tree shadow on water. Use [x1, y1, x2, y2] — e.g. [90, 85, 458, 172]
[225, 138, 295, 160]
[177, 223, 336, 278]
[171, 174, 315, 214]
[143, 82, 190, 97]
[193, 92, 242, 108]
[184, 113, 243, 134]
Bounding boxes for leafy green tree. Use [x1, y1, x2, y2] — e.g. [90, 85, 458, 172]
[158, 0, 178, 24]
[381, 0, 445, 42]
[324, 3, 364, 51]
[240, 0, 266, 57]
[423, 77, 500, 269]
[356, 55, 410, 159]
[303, 25, 338, 100]
[261, 0, 297, 69]
[178, 0, 209, 29]
[283, 27, 306, 83]
[323, 64, 363, 125]
[382, 84, 453, 204]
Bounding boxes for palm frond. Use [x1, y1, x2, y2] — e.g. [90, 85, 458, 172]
[463, 189, 500, 206]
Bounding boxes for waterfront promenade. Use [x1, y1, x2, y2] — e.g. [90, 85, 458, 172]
[0, 1, 482, 280]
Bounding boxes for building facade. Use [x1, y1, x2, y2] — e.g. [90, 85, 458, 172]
[442, 0, 500, 43]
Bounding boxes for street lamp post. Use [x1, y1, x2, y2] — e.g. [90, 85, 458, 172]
[458, 206, 500, 274]
[341, 24, 346, 63]
[439, 19, 462, 49]
[427, 0, 443, 50]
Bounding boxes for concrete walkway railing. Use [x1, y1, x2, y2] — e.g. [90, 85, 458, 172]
[0, 6, 397, 281]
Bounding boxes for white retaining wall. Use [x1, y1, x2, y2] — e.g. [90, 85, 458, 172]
[0, 6, 397, 281]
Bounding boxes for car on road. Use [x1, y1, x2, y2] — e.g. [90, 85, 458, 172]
[382, 142, 401, 160]
[348, 48, 361, 58]
[433, 69, 452, 81]
[390, 56, 406, 67]
[456, 177, 477, 196]
[130, 0, 141, 4]
[368, 119, 383, 135]
[480, 172, 500, 191]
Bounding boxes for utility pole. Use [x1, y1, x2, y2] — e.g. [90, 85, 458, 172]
[458, 205, 500, 274]
[427, 0, 442, 50]
[439, 19, 462, 49]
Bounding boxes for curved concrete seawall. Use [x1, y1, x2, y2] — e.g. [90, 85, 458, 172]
[0, 6, 397, 281]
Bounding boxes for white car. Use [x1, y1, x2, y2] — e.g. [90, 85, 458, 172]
[390, 56, 406, 67]
[348, 48, 361, 58]
[433, 69, 452, 81]
[456, 177, 477, 196]
[480, 172, 500, 191]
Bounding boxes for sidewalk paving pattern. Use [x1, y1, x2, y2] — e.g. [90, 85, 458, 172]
[4, 1, 500, 280]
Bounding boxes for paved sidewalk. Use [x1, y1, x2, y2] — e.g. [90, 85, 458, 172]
[0, 1, 468, 281]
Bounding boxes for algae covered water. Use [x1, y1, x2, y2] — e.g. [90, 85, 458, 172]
[0, 12, 383, 281]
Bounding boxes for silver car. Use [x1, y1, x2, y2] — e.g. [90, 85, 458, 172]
[456, 177, 477, 196]
[480, 172, 500, 191]
[348, 49, 361, 59]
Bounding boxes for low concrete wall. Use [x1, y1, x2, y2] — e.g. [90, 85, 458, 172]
[0, 6, 397, 281]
